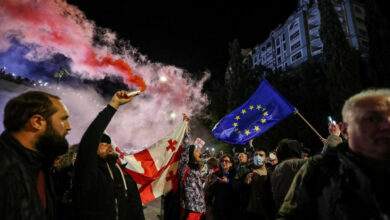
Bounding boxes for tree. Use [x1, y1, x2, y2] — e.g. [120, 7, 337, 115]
[318, 0, 363, 116]
[364, 0, 390, 87]
[225, 39, 250, 112]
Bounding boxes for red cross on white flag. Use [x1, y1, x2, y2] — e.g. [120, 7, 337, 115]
[114, 121, 187, 204]
[195, 137, 205, 148]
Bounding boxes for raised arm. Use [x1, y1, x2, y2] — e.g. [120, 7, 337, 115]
[73, 90, 136, 185]
[178, 113, 190, 179]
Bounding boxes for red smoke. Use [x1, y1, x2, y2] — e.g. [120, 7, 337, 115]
[1, 0, 146, 91]
[0, 0, 210, 150]
[85, 50, 146, 91]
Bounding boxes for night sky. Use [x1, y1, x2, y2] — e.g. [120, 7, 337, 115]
[68, 1, 299, 76]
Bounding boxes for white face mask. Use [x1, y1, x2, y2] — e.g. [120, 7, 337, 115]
[269, 153, 276, 160]
[253, 155, 265, 166]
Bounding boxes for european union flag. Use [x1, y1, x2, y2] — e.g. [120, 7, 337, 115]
[212, 79, 296, 145]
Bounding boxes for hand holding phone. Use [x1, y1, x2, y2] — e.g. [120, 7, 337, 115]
[327, 116, 336, 126]
[327, 116, 341, 136]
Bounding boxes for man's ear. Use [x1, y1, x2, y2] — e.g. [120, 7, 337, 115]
[339, 122, 349, 140]
[28, 114, 47, 131]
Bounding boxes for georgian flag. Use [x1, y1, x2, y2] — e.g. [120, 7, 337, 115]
[113, 121, 187, 204]
[194, 137, 205, 148]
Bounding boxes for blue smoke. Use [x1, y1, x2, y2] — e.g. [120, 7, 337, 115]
[0, 39, 71, 83]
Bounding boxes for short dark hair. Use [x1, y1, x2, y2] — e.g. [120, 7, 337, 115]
[207, 157, 218, 169]
[276, 138, 303, 161]
[219, 154, 235, 169]
[3, 91, 60, 132]
[254, 146, 269, 157]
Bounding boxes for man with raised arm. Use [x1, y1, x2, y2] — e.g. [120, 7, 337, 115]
[72, 90, 144, 220]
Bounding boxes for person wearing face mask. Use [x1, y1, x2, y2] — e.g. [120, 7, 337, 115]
[243, 148, 275, 220]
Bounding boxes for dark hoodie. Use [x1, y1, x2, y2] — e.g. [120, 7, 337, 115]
[271, 139, 306, 211]
[72, 105, 144, 220]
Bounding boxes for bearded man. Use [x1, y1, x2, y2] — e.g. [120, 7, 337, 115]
[0, 91, 72, 220]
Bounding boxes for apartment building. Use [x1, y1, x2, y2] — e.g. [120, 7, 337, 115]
[251, 0, 368, 71]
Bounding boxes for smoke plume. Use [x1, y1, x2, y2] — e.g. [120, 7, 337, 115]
[0, 0, 209, 152]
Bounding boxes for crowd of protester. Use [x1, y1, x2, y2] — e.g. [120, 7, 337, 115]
[171, 89, 390, 220]
[0, 86, 389, 220]
[177, 134, 310, 220]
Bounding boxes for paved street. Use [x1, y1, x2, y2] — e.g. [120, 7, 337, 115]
[143, 197, 162, 220]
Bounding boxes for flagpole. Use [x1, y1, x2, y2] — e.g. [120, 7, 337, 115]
[294, 110, 325, 142]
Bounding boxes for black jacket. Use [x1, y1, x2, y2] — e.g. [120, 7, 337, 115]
[271, 158, 306, 211]
[208, 168, 237, 220]
[277, 142, 390, 220]
[72, 105, 144, 220]
[0, 132, 55, 220]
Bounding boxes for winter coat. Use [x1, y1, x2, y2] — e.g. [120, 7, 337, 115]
[271, 158, 306, 211]
[72, 105, 144, 220]
[232, 162, 251, 213]
[246, 169, 275, 219]
[208, 168, 237, 220]
[0, 132, 56, 220]
[178, 135, 206, 214]
[277, 142, 390, 220]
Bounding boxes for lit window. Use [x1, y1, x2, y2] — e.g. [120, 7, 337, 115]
[291, 41, 301, 51]
[290, 30, 300, 41]
[289, 22, 297, 31]
[291, 51, 302, 62]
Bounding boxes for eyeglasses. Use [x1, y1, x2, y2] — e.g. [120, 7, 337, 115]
[221, 159, 231, 163]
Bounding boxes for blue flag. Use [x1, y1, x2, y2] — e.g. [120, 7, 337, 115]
[212, 79, 296, 145]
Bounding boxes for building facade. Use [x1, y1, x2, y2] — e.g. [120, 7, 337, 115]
[251, 0, 368, 71]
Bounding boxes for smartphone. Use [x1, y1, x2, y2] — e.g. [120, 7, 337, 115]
[327, 116, 336, 126]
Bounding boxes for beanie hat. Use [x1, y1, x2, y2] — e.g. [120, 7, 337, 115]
[100, 134, 111, 144]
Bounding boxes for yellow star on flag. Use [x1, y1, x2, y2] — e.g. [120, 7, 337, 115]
[233, 122, 238, 127]
[261, 118, 266, 124]
[241, 109, 246, 114]
[262, 108, 267, 112]
[245, 129, 250, 135]
[257, 105, 262, 110]
[254, 126, 260, 131]
[249, 105, 254, 110]
[234, 128, 238, 132]
[235, 116, 240, 120]
[263, 112, 268, 116]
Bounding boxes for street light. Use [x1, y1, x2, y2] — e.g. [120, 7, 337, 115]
[160, 76, 167, 82]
